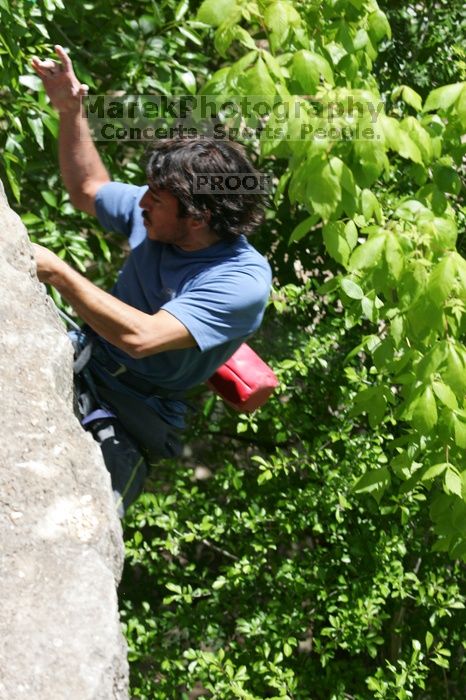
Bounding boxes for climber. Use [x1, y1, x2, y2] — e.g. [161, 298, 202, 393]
[31, 46, 272, 516]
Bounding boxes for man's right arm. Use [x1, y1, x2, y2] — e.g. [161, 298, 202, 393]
[32, 45, 110, 216]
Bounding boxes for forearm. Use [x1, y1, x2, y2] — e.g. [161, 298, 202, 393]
[59, 107, 110, 214]
[50, 259, 143, 351]
[31, 47, 110, 212]
[43, 257, 195, 358]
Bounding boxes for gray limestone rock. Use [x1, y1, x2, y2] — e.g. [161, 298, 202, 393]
[0, 181, 129, 700]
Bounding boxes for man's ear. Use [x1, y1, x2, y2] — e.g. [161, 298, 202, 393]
[190, 210, 211, 229]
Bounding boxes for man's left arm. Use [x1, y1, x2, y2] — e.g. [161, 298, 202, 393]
[34, 244, 196, 357]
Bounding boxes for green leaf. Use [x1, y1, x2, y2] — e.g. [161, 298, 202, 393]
[264, 1, 301, 51]
[98, 236, 111, 263]
[21, 213, 42, 226]
[453, 415, 466, 449]
[178, 70, 196, 94]
[35, 23, 50, 39]
[213, 17, 251, 56]
[433, 165, 462, 195]
[329, 156, 356, 197]
[427, 254, 457, 305]
[41, 190, 57, 208]
[227, 51, 257, 85]
[273, 170, 291, 206]
[235, 25, 256, 52]
[424, 82, 465, 112]
[212, 576, 227, 590]
[318, 277, 340, 296]
[444, 345, 466, 396]
[384, 234, 404, 280]
[389, 315, 405, 346]
[352, 140, 389, 187]
[369, 391, 387, 428]
[197, 0, 237, 26]
[178, 25, 204, 46]
[257, 469, 272, 484]
[289, 214, 319, 243]
[175, 0, 190, 21]
[139, 14, 158, 34]
[353, 28, 369, 51]
[322, 221, 350, 266]
[350, 384, 387, 428]
[27, 117, 44, 150]
[292, 50, 334, 92]
[262, 50, 287, 81]
[394, 199, 427, 222]
[240, 56, 276, 99]
[306, 157, 341, 221]
[456, 86, 466, 127]
[341, 278, 363, 300]
[411, 386, 438, 433]
[19, 74, 43, 92]
[432, 381, 458, 410]
[368, 9, 391, 42]
[349, 234, 385, 270]
[361, 189, 382, 223]
[432, 655, 450, 669]
[380, 116, 422, 163]
[444, 468, 462, 498]
[422, 463, 449, 481]
[454, 251, 466, 291]
[353, 466, 390, 504]
[43, 114, 59, 139]
[361, 293, 383, 323]
[401, 117, 433, 163]
[399, 85, 423, 112]
[264, 1, 290, 41]
[4, 156, 20, 201]
[345, 220, 358, 250]
[415, 342, 448, 381]
[429, 216, 457, 249]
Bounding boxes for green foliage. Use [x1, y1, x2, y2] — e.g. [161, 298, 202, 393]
[121, 285, 466, 698]
[196, 0, 466, 562]
[376, 0, 466, 97]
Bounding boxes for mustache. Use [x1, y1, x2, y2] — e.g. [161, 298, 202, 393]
[142, 210, 149, 221]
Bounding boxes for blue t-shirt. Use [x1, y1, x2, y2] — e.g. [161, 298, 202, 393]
[93, 182, 272, 426]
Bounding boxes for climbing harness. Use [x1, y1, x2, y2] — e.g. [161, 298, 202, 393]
[55, 307, 147, 517]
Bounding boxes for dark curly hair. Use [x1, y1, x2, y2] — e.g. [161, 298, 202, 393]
[144, 137, 266, 242]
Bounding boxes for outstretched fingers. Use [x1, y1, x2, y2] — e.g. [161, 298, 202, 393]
[31, 56, 59, 76]
[54, 44, 73, 73]
[31, 45, 73, 78]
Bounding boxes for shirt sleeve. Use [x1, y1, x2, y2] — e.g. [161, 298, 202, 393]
[95, 182, 147, 245]
[161, 264, 272, 352]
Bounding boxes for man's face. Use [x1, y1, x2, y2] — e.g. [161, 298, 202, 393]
[139, 186, 192, 247]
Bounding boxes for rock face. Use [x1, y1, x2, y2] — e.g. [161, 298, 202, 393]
[0, 181, 129, 700]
